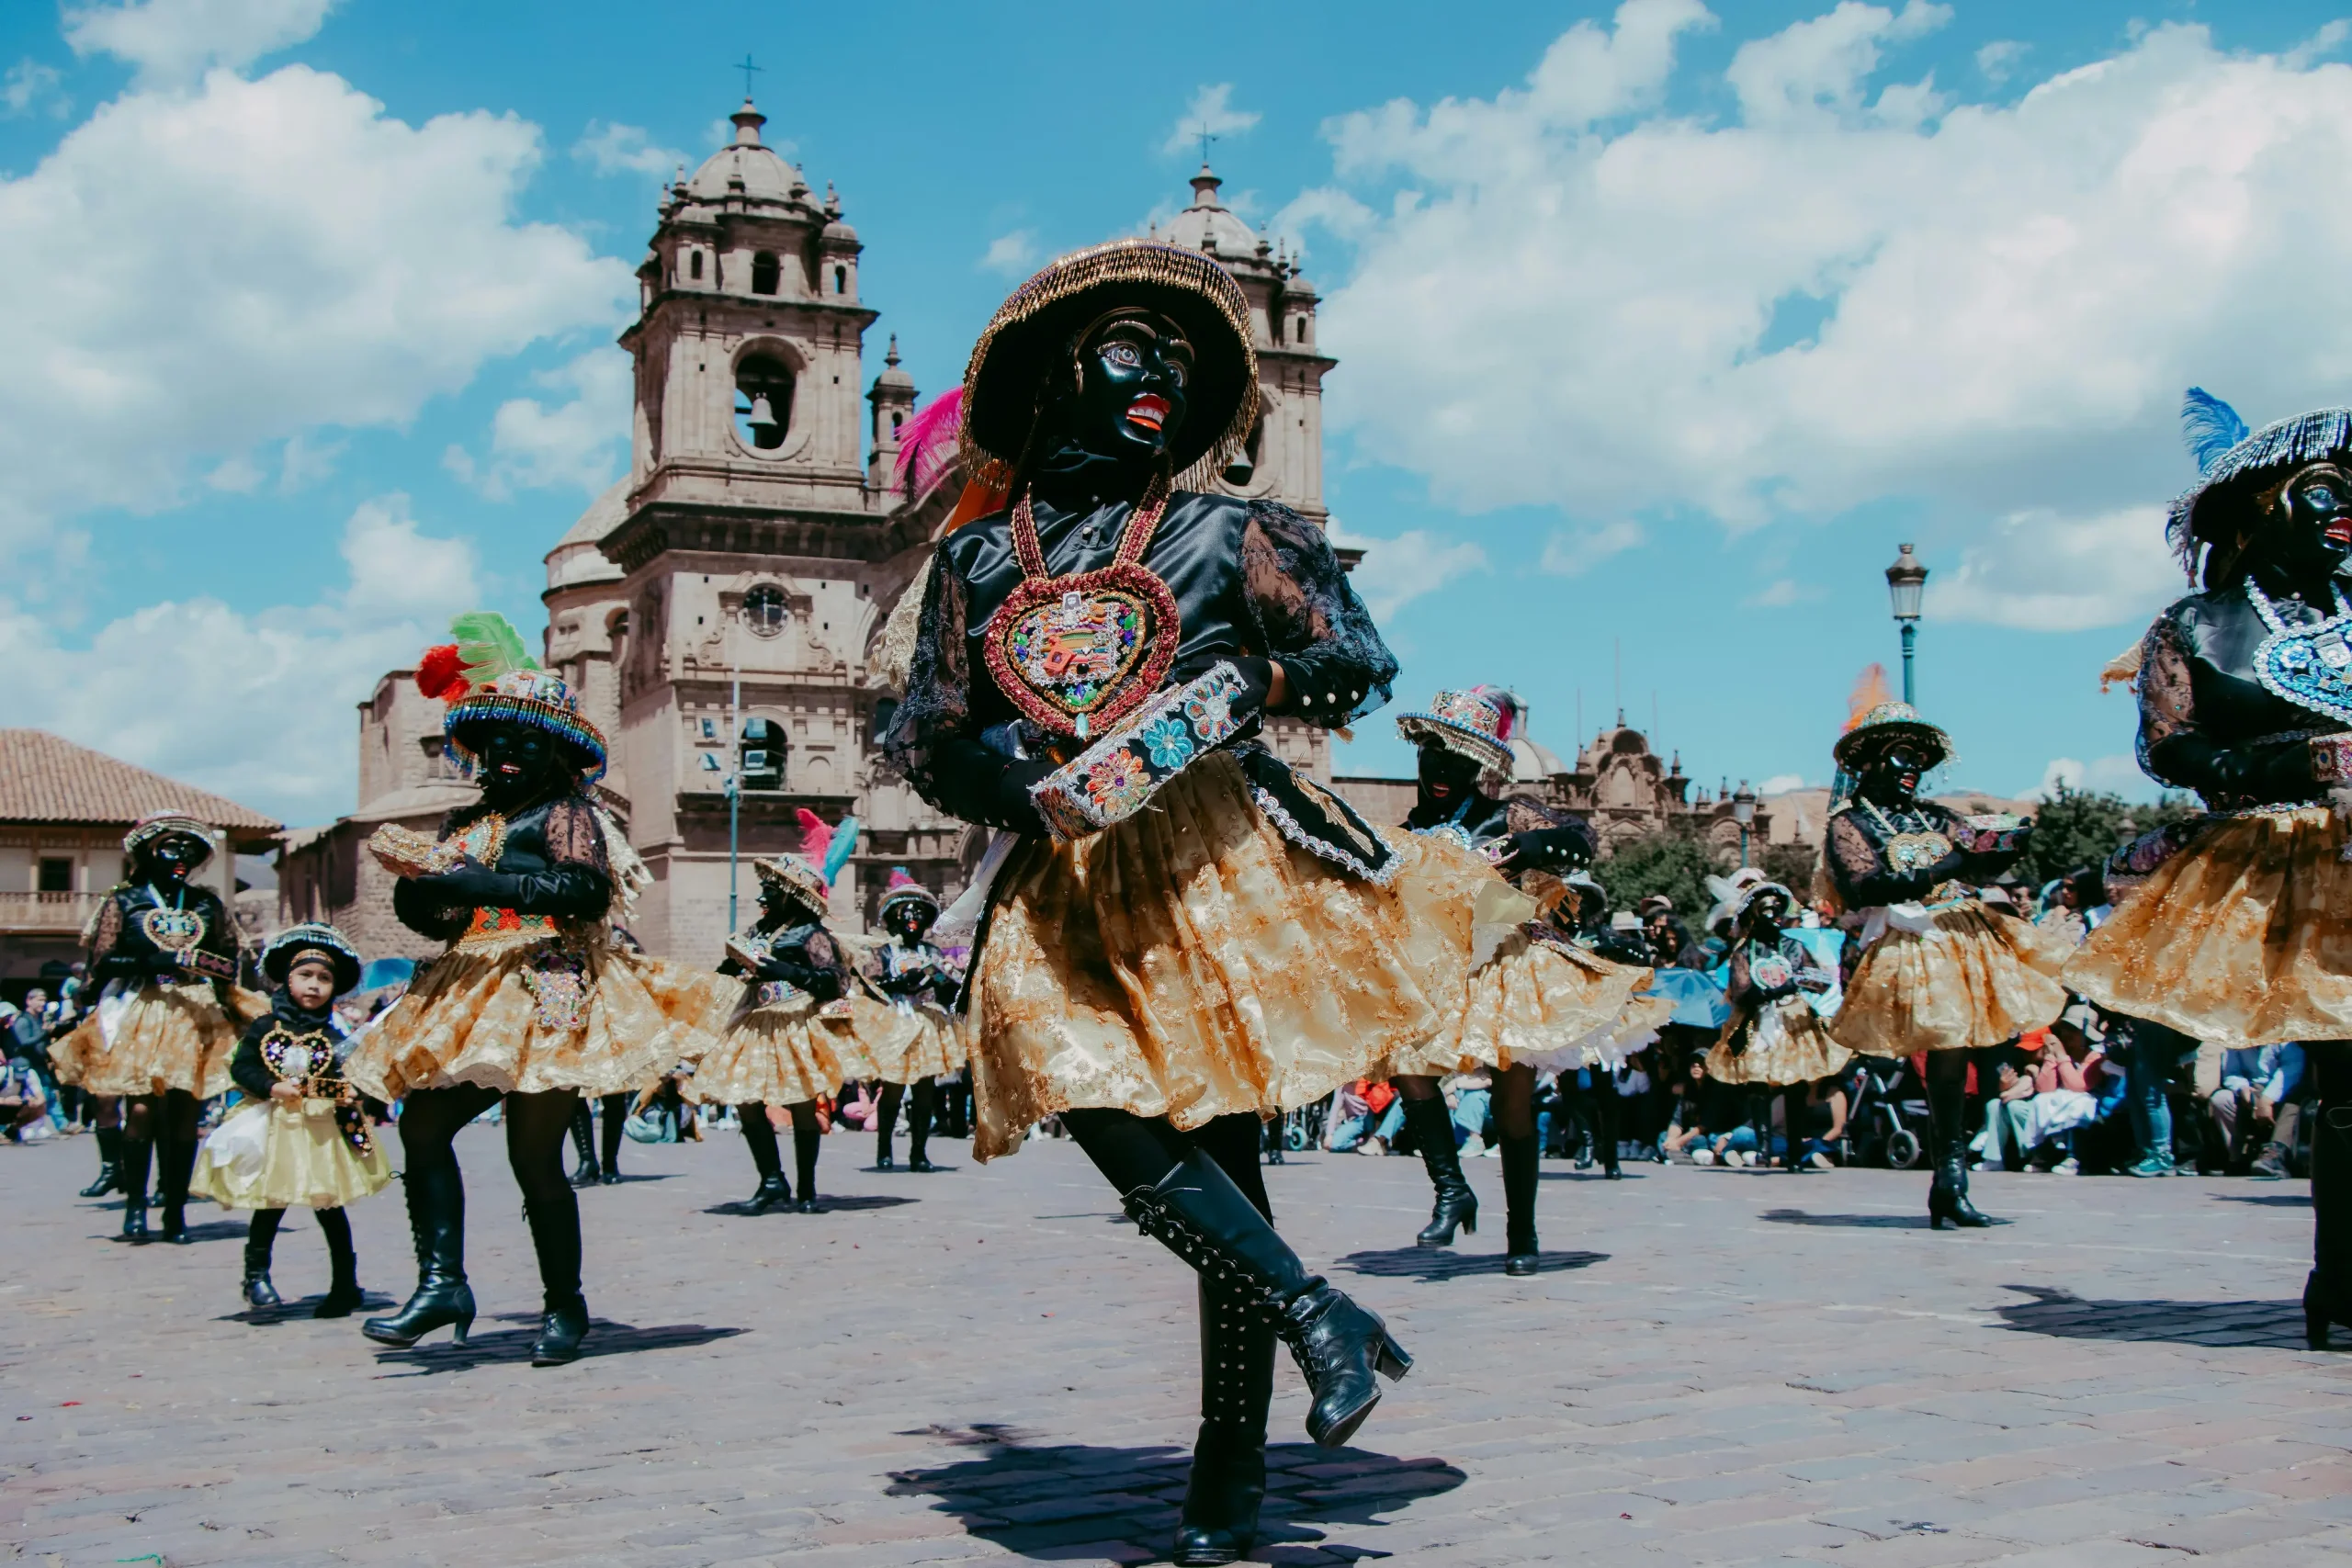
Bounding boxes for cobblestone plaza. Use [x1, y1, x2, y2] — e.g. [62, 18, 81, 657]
[4, 1132, 2346, 1566]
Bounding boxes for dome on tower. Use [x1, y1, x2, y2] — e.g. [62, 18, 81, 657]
[545, 478, 628, 592]
[1162, 164, 1258, 257]
[684, 99, 804, 205]
[1510, 735, 1567, 784]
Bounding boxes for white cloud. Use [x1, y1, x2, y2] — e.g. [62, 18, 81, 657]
[1975, 39, 2027, 84]
[1758, 773, 1810, 793]
[1163, 83, 1261, 158]
[981, 229, 1041, 276]
[3, 60, 68, 118]
[63, 0, 334, 85]
[1930, 505, 2179, 630]
[574, 119, 684, 178]
[1745, 577, 1824, 607]
[445, 349, 629, 500]
[1329, 521, 1487, 620]
[0, 62, 630, 551]
[0, 497, 480, 824]
[1309, 6, 2352, 629]
[1540, 520, 1645, 576]
[2034, 753, 2149, 801]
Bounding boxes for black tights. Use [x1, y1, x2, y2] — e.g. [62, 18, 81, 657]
[1395, 1064, 1535, 1141]
[396, 1085, 581, 1295]
[876, 1079, 937, 1153]
[125, 1089, 200, 1212]
[739, 1101, 822, 1195]
[1059, 1108, 1272, 1221]
[1925, 1049, 1979, 1165]
[247, 1203, 353, 1255]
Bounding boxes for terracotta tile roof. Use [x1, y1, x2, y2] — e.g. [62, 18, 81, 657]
[0, 730, 281, 839]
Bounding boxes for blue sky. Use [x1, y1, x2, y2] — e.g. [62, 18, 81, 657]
[4, 0, 2351, 824]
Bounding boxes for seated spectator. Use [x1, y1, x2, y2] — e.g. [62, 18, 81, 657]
[1324, 1078, 1398, 1154]
[1789, 1077, 1849, 1169]
[1446, 1068, 1495, 1156]
[2211, 1043, 2304, 1177]
[2006, 1027, 2110, 1171]
[0, 1052, 51, 1142]
[834, 1079, 880, 1134]
[1971, 1054, 2040, 1170]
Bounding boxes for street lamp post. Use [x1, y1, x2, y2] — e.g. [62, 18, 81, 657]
[1885, 543, 1928, 706]
[1732, 781, 1757, 869]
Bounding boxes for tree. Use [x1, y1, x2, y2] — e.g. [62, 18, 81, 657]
[2015, 784, 2200, 889]
[1594, 827, 1724, 923]
[1758, 839, 1820, 900]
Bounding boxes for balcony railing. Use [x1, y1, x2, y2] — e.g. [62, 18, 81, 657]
[0, 891, 103, 932]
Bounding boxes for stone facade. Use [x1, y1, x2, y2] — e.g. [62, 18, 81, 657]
[298, 103, 1341, 963]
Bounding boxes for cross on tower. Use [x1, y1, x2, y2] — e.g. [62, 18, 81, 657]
[1196, 126, 1219, 165]
[736, 54, 763, 98]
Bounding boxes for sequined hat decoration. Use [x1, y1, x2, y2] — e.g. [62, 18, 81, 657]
[415, 611, 607, 782]
[877, 867, 940, 919]
[262, 922, 364, 995]
[752, 808, 861, 923]
[961, 238, 1260, 491]
[1732, 881, 1797, 921]
[1396, 685, 1521, 776]
[2168, 388, 2352, 582]
[122, 811, 216, 866]
[1832, 700, 1953, 775]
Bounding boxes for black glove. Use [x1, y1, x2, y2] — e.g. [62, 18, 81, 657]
[2151, 733, 2316, 803]
[412, 861, 610, 919]
[1170, 652, 1275, 723]
[985, 756, 1062, 835]
[1495, 825, 1596, 876]
[755, 954, 840, 999]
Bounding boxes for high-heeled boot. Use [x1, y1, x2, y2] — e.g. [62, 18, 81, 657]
[1173, 1275, 1276, 1565]
[1500, 1132, 1542, 1275]
[1592, 1085, 1623, 1179]
[567, 1100, 601, 1187]
[598, 1092, 626, 1184]
[2305, 1046, 2352, 1349]
[242, 1208, 283, 1307]
[118, 1134, 153, 1242]
[876, 1081, 902, 1169]
[524, 1190, 590, 1367]
[362, 1156, 474, 1347]
[1403, 1096, 1476, 1247]
[314, 1206, 364, 1317]
[907, 1078, 937, 1172]
[156, 1117, 198, 1244]
[1123, 1145, 1410, 1450]
[740, 1107, 792, 1214]
[1926, 1060, 1994, 1229]
[80, 1125, 121, 1198]
[793, 1113, 822, 1213]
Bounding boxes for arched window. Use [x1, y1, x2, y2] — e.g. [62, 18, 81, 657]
[833, 265, 847, 294]
[742, 583, 788, 637]
[734, 354, 794, 450]
[890, 411, 904, 435]
[751, 251, 780, 295]
[1293, 315, 1307, 343]
[689, 250, 703, 281]
[739, 717, 785, 791]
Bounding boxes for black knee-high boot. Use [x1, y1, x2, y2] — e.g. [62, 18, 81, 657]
[155, 1089, 198, 1243]
[740, 1104, 790, 1213]
[567, 1100, 601, 1187]
[1926, 1053, 1992, 1229]
[1175, 1274, 1277, 1564]
[791, 1105, 822, 1213]
[876, 1081, 904, 1169]
[1592, 1084, 1623, 1179]
[1500, 1133, 1541, 1275]
[243, 1208, 284, 1307]
[1403, 1095, 1476, 1246]
[363, 1087, 484, 1348]
[1064, 1109, 1410, 1450]
[119, 1128, 153, 1241]
[314, 1206, 363, 1317]
[2306, 1043, 2352, 1348]
[523, 1189, 588, 1365]
[1783, 1084, 1812, 1171]
[599, 1092, 626, 1183]
[908, 1077, 937, 1172]
[80, 1124, 122, 1199]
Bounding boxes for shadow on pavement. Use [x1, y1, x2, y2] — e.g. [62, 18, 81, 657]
[216, 1290, 395, 1325]
[698, 1193, 918, 1217]
[1993, 1284, 2305, 1348]
[1336, 1247, 1605, 1281]
[1758, 1209, 1927, 1229]
[887, 1421, 1464, 1563]
[2210, 1191, 2310, 1207]
[368, 1315, 748, 1374]
[107, 1218, 246, 1245]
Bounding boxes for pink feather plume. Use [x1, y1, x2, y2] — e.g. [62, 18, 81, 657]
[1470, 684, 1525, 742]
[893, 388, 965, 500]
[795, 807, 832, 865]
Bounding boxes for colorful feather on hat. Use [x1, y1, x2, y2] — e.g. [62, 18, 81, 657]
[794, 807, 831, 868]
[449, 611, 540, 689]
[1469, 685, 1524, 743]
[415, 643, 467, 700]
[823, 816, 860, 885]
[2182, 387, 2250, 476]
[893, 388, 965, 500]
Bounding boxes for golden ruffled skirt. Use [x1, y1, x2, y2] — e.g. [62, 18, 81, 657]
[1402, 934, 1657, 1075]
[1831, 901, 2067, 1055]
[967, 751, 1586, 1161]
[2063, 805, 2352, 1048]
[856, 1001, 968, 1084]
[50, 981, 266, 1099]
[189, 1100, 393, 1211]
[682, 993, 885, 1106]
[1707, 997, 1854, 1085]
[345, 931, 731, 1101]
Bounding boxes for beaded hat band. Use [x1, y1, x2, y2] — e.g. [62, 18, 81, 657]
[122, 811, 215, 865]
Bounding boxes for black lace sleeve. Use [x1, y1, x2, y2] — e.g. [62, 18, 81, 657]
[2138, 600, 2319, 806]
[1238, 501, 1398, 728]
[541, 798, 612, 877]
[229, 1018, 274, 1100]
[85, 890, 139, 982]
[878, 547, 1044, 829]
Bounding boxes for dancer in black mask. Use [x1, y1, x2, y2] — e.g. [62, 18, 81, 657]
[862, 870, 965, 1173]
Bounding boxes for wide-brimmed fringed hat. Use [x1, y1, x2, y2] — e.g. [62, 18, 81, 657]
[1832, 701, 1953, 776]
[264, 922, 364, 995]
[1396, 686, 1522, 777]
[123, 811, 215, 867]
[753, 808, 861, 925]
[959, 239, 1260, 491]
[876, 867, 939, 922]
[414, 612, 607, 782]
[2167, 387, 2352, 586]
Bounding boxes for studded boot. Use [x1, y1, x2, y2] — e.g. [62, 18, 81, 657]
[1404, 1095, 1476, 1247]
[241, 1208, 283, 1307]
[1173, 1275, 1276, 1565]
[1500, 1132, 1541, 1275]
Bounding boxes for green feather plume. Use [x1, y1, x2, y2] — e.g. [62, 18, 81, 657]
[448, 611, 539, 687]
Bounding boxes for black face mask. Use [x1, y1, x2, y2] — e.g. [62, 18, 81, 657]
[142, 836, 203, 887]
[1859, 744, 1929, 807]
[2262, 461, 2352, 587]
[1416, 745, 1483, 811]
[885, 904, 935, 943]
[1746, 897, 1788, 934]
[473, 725, 564, 809]
[1035, 310, 1193, 481]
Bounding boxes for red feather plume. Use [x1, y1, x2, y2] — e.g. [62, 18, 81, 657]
[415, 644, 467, 701]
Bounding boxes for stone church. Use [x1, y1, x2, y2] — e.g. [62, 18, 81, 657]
[282, 98, 1341, 960]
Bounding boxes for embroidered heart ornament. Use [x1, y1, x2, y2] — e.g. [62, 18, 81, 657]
[140, 906, 206, 952]
[986, 563, 1180, 740]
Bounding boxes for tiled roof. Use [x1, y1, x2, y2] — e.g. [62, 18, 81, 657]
[0, 730, 281, 838]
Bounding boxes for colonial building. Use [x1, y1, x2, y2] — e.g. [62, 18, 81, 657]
[0, 730, 279, 987]
[293, 101, 1341, 961]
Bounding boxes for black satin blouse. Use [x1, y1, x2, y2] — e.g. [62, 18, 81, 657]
[391, 791, 614, 942]
[2138, 577, 2346, 807]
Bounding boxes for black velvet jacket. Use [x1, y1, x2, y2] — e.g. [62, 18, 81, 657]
[2136, 573, 2346, 808]
[1824, 799, 2018, 909]
[228, 992, 350, 1100]
[718, 920, 845, 1004]
[85, 881, 239, 987]
[392, 790, 613, 942]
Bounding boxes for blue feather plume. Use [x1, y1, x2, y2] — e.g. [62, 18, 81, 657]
[2182, 387, 2250, 475]
[822, 815, 860, 886]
